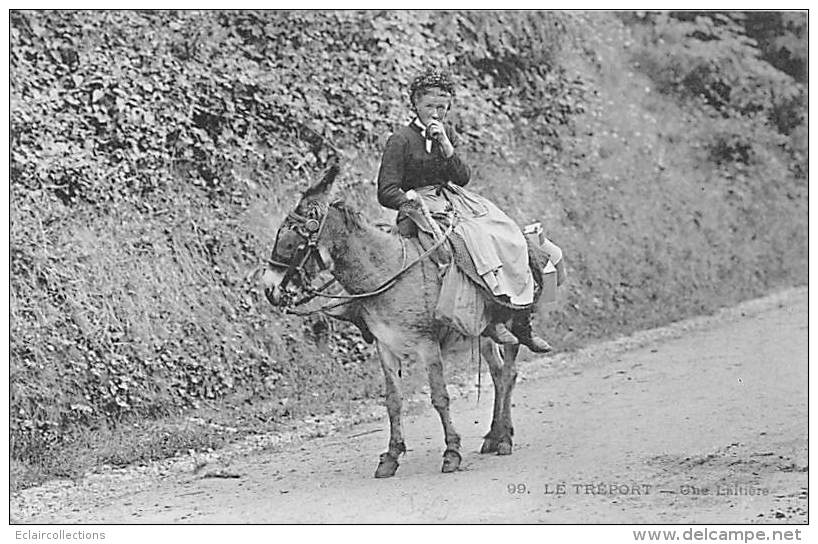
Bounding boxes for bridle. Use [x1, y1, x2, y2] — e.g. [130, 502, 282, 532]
[267, 201, 458, 316]
[268, 201, 332, 299]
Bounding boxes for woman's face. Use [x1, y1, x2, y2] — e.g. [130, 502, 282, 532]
[414, 88, 452, 126]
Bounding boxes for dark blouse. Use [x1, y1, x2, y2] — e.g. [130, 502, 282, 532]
[376, 122, 471, 210]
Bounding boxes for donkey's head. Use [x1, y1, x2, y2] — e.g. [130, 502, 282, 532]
[262, 161, 340, 307]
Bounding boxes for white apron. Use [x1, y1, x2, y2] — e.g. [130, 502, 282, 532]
[415, 183, 535, 306]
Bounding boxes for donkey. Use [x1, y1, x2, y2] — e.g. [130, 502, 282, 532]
[262, 164, 532, 478]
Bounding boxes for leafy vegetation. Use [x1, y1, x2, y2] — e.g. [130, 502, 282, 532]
[624, 11, 806, 170]
[10, 10, 806, 488]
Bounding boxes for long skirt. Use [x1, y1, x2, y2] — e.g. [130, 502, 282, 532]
[415, 183, 534, 306]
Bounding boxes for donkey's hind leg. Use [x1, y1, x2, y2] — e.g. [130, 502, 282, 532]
[479, 338, 505, 454]
[497, 343, 521, 455]
[422, 342, 462, 473]
[374, 343, 406, 478]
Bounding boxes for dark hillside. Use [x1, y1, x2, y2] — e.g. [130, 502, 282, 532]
[9, 10, 806, 487]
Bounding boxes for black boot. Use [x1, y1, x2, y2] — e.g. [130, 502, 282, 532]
[512, 310, 552, 353]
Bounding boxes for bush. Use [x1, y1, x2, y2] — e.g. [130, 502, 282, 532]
[623, 11, 806, 183]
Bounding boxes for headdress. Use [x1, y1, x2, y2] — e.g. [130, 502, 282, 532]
[409, 68, 455, 106]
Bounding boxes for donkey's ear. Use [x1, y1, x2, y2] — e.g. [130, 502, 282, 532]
[304, 158, 340, 199]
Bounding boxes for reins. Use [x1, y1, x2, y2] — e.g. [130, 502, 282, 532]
[279, 209, 459, 317]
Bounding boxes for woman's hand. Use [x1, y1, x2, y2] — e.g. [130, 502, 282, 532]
[426, 120, 454, 158]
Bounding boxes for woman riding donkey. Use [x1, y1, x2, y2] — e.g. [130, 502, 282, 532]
[376, 68, 551, 353]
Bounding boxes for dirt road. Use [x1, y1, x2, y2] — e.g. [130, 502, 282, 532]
[12, 289, 807, 524]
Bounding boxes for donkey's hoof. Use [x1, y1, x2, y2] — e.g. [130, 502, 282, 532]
[480, 438, 499, 454]
[497, 440, 513, 456]
[441, 449, 462, 473]
[374, 452, 400, 478]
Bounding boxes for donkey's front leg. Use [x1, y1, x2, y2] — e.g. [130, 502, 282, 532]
[375, 343, 406, 478]
[423, 343, 462, 473]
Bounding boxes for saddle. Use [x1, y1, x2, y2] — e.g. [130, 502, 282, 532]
[397, 204, 548, 311]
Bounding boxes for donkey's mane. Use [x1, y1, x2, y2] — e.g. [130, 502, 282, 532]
[330, 200, 368, 230]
